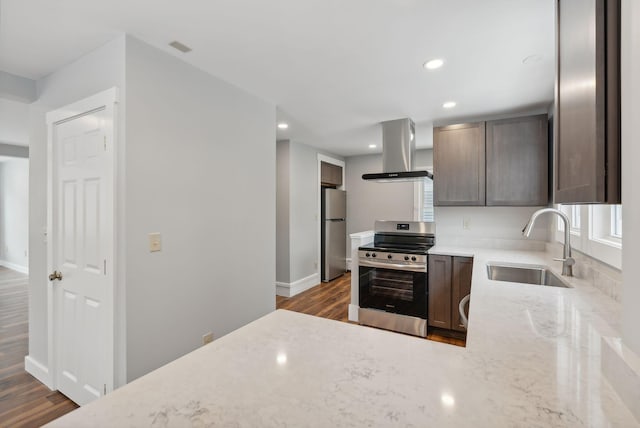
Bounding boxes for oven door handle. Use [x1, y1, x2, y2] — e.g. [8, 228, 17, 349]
[359, 259, 427, 273]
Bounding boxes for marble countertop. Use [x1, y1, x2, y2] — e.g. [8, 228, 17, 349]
[349, 230, 374, 239]
[47, 247, 638, 427]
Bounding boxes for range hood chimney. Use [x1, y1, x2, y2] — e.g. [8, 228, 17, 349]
[362, 118, 433, 182]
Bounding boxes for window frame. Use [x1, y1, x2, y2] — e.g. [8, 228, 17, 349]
[558, 204, 581, 235]
[570, 205, 581, 233]
[413, 166, 435, 222]
[554, 203, 621, 269]
[611, 205, 622, 238]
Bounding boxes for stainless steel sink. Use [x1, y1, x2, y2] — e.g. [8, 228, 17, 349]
[486, 262, 571, 288]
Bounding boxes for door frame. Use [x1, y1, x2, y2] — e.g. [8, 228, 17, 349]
[46, 87, 119, 394]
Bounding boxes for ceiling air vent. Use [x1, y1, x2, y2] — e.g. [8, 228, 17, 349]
[169, 41, 192, 53]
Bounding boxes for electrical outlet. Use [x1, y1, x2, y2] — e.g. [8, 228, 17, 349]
[462, 218, 471, 230]
[148, 233, 162, 252]
[314, 261, 318, 269]
[202, 332, 214, 345]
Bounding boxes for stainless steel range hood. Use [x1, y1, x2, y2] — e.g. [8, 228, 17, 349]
[362, 118, 433, 182]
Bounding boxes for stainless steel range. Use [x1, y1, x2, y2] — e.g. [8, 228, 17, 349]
[358, 221, 435, 337]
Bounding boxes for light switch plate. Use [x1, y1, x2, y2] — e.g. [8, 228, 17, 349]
[149, 233, 162, 252]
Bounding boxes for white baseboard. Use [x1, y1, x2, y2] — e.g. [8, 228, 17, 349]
[348, 304, 359, 322]
[0, 260, 28, 275]
[276, 273, 320, 297]
[25, 355, 53, 389]
[346, 258, 352, 272]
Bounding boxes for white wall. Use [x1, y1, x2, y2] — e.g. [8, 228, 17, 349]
[124, 36, 275, 381]
[346, 148, 548, 245]
[276, 141, 290, 283]
[28, 36, 126, 372]
[289, 142, 321, 282]
[621, 0, 640, 356]
[0, 70, 37, 103]
[434, 206, 548, 245]
[0, 98, 30, 145]
[0, 159, 29, 272]
[0, 143, 29, 158]
[27, 34, 276, 384]
[345, 149, 433, 236]
[276, 139, 344, 290]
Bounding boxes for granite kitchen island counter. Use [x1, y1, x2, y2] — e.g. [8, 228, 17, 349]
[48, 248, 638, 427]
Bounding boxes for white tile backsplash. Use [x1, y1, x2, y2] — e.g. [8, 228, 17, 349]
[546, 242, 623, 301]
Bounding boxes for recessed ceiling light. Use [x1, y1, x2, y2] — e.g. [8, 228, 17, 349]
[443, 101, 457, 109]
[368, 144, 377, 149]
[424, 59, 444, 70]
[277, 352, 287, 365]
[277, 123, 289, 129]
[168, 40, 192, 53]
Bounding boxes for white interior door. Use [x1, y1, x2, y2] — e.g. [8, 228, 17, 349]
[47, 89, 116, 405]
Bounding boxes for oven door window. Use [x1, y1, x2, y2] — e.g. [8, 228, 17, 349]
[359, 265, 427, 318]
[370, 270, 414, 301]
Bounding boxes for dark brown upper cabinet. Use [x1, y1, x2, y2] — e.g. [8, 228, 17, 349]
[320, 161, 342, 187]
[434, 115, 549, 207]
[554, 0, 620, 204]
[486, 115, 549, 206]
[433, 122, 486, 206]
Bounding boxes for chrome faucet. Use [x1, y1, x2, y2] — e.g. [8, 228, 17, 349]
[522, 208, 575, 277]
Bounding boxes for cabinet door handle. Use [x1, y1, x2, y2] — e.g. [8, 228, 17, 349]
[358, 259, 427, 272]
[458, 294, 471, 329]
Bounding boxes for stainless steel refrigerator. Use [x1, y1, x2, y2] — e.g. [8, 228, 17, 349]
[321, 188, 347, 282]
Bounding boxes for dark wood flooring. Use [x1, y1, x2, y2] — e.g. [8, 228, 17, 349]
[276, 273, 351, 322]
[276, 272, 466, 347]
[0, 267, 78, 428]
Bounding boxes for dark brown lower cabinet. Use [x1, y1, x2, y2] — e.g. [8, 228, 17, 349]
[451, 257, 473, 332]
[427, 255, 452, 329]
[428, 255, 473, 332]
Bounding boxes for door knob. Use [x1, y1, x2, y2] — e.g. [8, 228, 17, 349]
[49, 270, 63, 281]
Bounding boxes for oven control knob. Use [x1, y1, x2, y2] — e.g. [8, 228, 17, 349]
[372, 253, 377, 258]
[387, 254, 392, 259]
[365, 252, 370, 257]
[404, 256, 410, 261]
[411, 256, 417, 261]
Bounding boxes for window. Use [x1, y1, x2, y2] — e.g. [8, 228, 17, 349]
[413, 167, 435, 222]
[557, 204, 581, 234]
[570, 205, 581, 231]
[554, 204, 621, 269]
[590, 204, 622, 244]
[611, 205, 622, 238]
[421, 177, 435, 222]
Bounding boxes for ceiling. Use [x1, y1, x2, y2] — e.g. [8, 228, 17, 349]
[0, 0, 555, 156]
